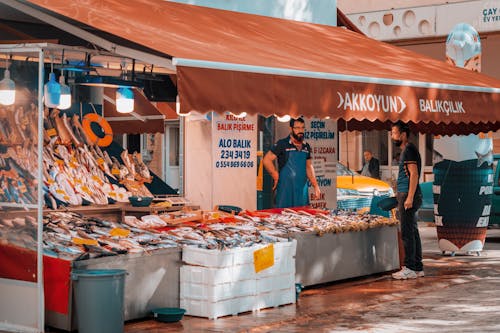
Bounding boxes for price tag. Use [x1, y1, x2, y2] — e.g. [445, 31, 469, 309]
[72, 238, 98, 246]
[97, 158, 105, 166]
[253, 244, 274, 273]
[46, 128, 57, 137]
[111, 167, 121, 175]
[55, 189, 66, 195]
[55, 159, 65, 166]
[109, 228, 130, 237]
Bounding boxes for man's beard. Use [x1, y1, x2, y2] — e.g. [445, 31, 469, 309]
[292, 132, 304, 142]
[393, 139, 403, 147]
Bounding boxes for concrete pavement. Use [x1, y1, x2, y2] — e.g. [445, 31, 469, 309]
[124, 225, 500, 332]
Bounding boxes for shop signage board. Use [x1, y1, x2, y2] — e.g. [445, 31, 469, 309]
[304, 118, 338, 210]
[212, 113, 258, 210]
[185, 112, 258, 210]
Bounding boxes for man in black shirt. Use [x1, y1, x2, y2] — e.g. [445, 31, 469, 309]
[390, 121, 424, 280]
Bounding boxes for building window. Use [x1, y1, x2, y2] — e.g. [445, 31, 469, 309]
[169, 126, 180, 167]
[362, 130, 388, 165]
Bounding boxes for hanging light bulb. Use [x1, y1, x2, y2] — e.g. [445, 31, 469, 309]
[276, 114, 291, 122]
[116, 87, 134, 113]
[44, 57, 61, 108]
[0, 58, 15, 106]
[230, 111, 247, 118]
[58, 72, 71, 110]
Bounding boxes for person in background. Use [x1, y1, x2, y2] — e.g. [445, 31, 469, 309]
[263, 117, 321, 208]
[359, 150, 380, 179]
[390, 121, 424, 280]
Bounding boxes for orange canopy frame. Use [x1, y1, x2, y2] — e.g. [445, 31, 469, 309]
[23, 0, 500, 135]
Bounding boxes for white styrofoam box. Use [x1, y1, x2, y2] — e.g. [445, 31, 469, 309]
[256, 257, 295, 278]
[181, 295, 255, 320]
[183, 241, 296, 268]
[256, 273, 295, 294]
[233, 245, 258, 265]
[231, 262, 257, 281]
[181, 264, 256, 285]
[273, 239, 297, 259]
[181, 265, 233, 285]
[254, 287, 296, 311]
[182, 246, 234, 267]
[180, 279, 256, 302]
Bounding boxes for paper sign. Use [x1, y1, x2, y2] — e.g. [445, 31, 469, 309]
[312, 159, 326, 177]
[253, 244, 274, 273]
[72, 238, 98, 246]
[109, 228, 130, 237]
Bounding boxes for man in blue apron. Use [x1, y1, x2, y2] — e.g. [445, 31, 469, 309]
[263, 117, 321, 208]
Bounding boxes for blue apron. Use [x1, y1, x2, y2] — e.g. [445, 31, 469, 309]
[275, 150, 309, 208]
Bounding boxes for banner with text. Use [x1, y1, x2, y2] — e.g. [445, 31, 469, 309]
[212, 113, 258, 210]
[305, 118, 338, 210]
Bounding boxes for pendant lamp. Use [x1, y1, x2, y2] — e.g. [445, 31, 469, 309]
[0, 58, 15, 106]
[58, 72, 71, 110]
[44, 57, 61, 108]
[276, 115, 291, 122]
[116, 87, 134, 113]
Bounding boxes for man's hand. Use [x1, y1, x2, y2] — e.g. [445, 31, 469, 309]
[312, 185, 321, 200]
[271, 172, 279, 191]
[404, 197, 413, 210]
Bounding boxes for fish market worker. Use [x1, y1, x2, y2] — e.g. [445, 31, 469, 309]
[263, 117, 321, 208]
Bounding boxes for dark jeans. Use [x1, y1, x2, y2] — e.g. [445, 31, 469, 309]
[397, 191, 423, 271]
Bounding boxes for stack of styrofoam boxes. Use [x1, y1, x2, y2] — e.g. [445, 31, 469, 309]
[180, 239, 296, 319]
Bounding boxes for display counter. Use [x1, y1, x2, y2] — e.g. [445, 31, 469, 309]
[294, 225, 399, 286]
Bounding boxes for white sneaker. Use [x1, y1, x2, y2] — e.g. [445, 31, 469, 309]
[416, 270, 425, 277]
[392, 267, 417, 280]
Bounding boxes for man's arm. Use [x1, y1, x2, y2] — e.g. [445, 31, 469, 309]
[263, 151, 279, 190]
[306, 159, 321, 200]
[404, 163, 419, 210]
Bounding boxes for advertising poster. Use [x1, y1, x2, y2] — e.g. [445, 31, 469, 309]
[304, 118, 338, 209]
[212, 112, 258, 210]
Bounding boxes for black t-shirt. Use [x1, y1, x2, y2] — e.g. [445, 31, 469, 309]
[396, 142, 421, 193]
[270, 136, 311, 171]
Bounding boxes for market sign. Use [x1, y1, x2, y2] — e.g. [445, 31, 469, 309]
[481, 5, 500, 23]
[305, 118, 337, 210]
[212, 112, 258, 210]
[337, 92, 406, 114]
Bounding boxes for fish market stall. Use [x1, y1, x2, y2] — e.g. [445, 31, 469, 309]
[238, 208, 400, 287]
